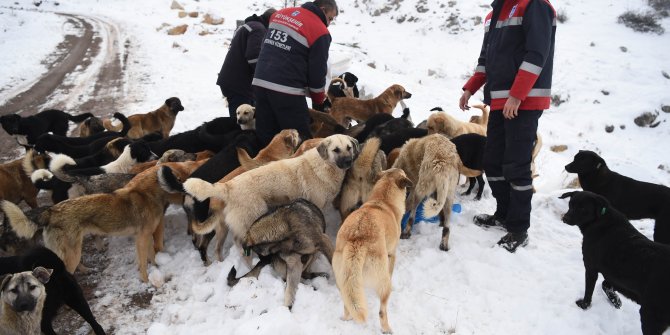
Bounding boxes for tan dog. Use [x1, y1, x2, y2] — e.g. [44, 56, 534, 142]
[339, 137, 387, 219]
[392, 134, 462, 251]
[0, 267, 52, 335]
[329, 84, 412, 127]
[333, 168, 412, 334]
[168, 129, 302, 263]
[103, 97, 184, 139]
[291, 138, 322, 157]
[0, 152, 46, 209]
[235, 104, 256, 130]
[1, 160, 205, 282]
[181, 134, 359, 246]
[426, 106, 487, 139]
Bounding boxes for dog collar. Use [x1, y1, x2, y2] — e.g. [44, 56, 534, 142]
[601, 207, 607, 215]
[243, 247, 251, 257]
[596, 163, 602, 170]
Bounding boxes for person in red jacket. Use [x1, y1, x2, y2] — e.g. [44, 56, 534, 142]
[459, 0, 556, 252]
[252, 0, 338, 146]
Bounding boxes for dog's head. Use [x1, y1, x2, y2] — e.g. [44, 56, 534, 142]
[80, 116, 105, 137]
[157, 149, 197, 164]
[268, 129, 301, 155]
[389, 84, 412, 100]
[317, 134, 360, 169]
[1, 267, 52, 313]
[0, 114, 21, 135]
[165, 97, 185, 114]
[426, 112, 457, 138]
[129, 140, 158, 163]
[378, 167, 413, 191]
[339, 72, 359, 88]
[559, 191, 610, 228]
[565, 150, 606, 174]
[236, 104, 256, 126]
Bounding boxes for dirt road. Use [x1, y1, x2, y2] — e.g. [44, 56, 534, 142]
[0, 11, 126, 159]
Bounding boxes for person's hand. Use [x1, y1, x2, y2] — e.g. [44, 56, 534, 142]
[459, 90, 472, 111]
[503, 96, 521, 119]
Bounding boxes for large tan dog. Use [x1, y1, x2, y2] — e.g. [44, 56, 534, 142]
[103, 97, 184, 139]
[426, 105, 488, 139]
[0, 267, 52, 335]
[339, 137, 387, 219]
[332, 168, 412, 334]
[174, 129, 302, 263]
[392, 134, 462, 251]
[181, 134, 359, 245]
[0, 151, 47, 209]
[329, 84, 412, 127]
[1, 160, 205, 282]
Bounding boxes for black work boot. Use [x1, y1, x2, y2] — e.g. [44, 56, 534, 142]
[473, 214, 505, 229]
[497, 232, 529, 253]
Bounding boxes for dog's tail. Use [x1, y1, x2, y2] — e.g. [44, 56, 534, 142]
[336, 243, 368, 323]
[157, 165, 185, 193]
[48, 153, 77, 183]
[531, 133, 543, 179]
[471, 104, 489, 126]
[308, 108, 346, 133]
[418, 150, 460, 218]
[103, 112, 128, 133]
[183, 177, 225, 202]
[67, 112, 95, 123]
[0, 200, 44, 238]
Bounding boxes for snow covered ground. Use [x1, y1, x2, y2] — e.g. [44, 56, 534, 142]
[1, 0, 670, 334]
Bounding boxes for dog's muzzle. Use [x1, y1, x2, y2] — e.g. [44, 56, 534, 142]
[336, 157, 353, 169]
[13, 297, 37, 313]
[564, 163, 575, 172]
[404, 92, 412, 99]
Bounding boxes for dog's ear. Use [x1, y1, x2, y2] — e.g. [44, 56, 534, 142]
[396, 175, 413, 189]
[32, 267, 52, 284]
[1, 274, 13, 292]
[350, 137, 361, 160]
[317, 139, 330, 160]
[558, 191, 576, 199]
[594, 195, 610, 218]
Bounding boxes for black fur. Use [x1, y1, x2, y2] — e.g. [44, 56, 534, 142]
[367, 114, 414, 139]
[0, 109, 94, 145]
[64, 140, 154, 177]
[147, 117, 240, 156]
[353, 113, 395, 143]
[565, 150, 670, 244]
[560, 191, 670, 335]
[378, 127, 428, 155]
[451, 133, 487, 200]
[0, 247, 106, 335]
[165, 97, 185, 115]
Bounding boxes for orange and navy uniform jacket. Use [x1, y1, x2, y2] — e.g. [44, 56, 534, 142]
[252, 2, 331, 104]
[463, 0, 556, 111]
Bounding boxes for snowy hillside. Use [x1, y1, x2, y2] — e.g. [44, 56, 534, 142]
[1, 0, 669, 334]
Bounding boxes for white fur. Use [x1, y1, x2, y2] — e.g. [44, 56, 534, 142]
[102, 145, 137, 173]
[30, 169, 53, 183]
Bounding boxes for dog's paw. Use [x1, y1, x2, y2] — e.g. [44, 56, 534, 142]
[602, 286, 622, 309]
[575, 299, 591, 310]
[400, 231, 412, 239]
[439, 242, 450, 252]
[340, 315, 353, 321]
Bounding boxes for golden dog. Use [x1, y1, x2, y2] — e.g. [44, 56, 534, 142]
[338, 137, 387, 219]
[392, 134, 462, 251]
[181, 134, 359, 246]
[426, 106, 488, 139]
[332, 168, 412, 334]
[103, 97, 184, 139]
[1, 160, 205, 282]
[329, 84, 412, 127]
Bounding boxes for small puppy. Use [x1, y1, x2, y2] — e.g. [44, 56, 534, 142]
[392, 134, 462, 251]
[565, 150, 670, 243]
[0, 109, 93, 145]
[0, 247, 106, 335]
[103, 97, 185, 139]
[333, 168, 412, 334]
[329, 84, 412, 127]
[227, 199, 334, 310]
[235, 104, 256, 130]
[560, 191, 670, 335]
[0, 267, 52, 335]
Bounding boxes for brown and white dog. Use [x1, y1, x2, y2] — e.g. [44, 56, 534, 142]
[392, 134, 462, 251]
[0, 267, 52, 335]
[1, 160, 205, 282]
[426, 106, 488, 139]
[103, 97, 184, 139]
[329, 84, 412, 127]
[333, 168, 412, 334]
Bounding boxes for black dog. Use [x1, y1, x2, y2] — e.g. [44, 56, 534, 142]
[35, 112, 130, 149]
[323, 72, 360, 111]
[147, 117, 241, 156]
[451, 133, 487, 200]
[560, 191, 670, 335]
[378, 127, 428, 155]
[565, 150, 670, 244]
[0, 247, 106, 335]
[366, 107, 414, 139]
[0, 109, 94, 145]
